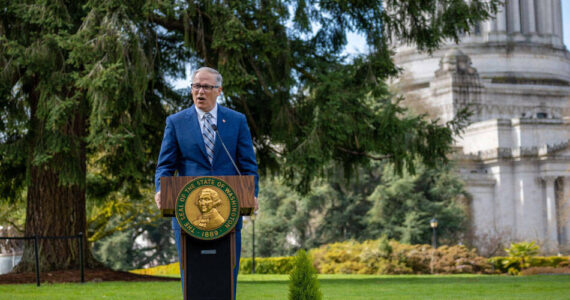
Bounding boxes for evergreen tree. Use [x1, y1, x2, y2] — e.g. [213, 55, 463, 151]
[366, 163, 469, 244]
[288, 249, 322, 300]
[0, 0, 181, 271]
[146, 0, 500, 192]
[93, 218, 177, 271]
[243, 161, 468, 257]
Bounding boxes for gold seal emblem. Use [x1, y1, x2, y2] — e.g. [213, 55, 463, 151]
[190, 188, 227, 230]
[176, 177, 239, 240]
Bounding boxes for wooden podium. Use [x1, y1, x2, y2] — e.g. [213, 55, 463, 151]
[160, 175, 255, 300]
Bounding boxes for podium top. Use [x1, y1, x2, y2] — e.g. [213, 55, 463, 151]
[160, 175, 255, 216]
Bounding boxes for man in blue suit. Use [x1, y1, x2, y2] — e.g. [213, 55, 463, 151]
[154, 67, 258, 297]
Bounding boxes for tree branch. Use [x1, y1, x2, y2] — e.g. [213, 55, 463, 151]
[336, 146, 391, 161]
[148, 14, 185, 32]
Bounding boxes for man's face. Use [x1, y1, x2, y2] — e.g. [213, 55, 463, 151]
[192, 71, 222, 112]
[197, 193, 214, 213]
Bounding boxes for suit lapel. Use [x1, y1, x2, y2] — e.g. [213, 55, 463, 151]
[187, 106, 209, 163]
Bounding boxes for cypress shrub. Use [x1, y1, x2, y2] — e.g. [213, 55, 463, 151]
[288, 249, 322, 300]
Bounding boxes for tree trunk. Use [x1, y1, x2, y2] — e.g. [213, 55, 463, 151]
[14, 94, 100, 272]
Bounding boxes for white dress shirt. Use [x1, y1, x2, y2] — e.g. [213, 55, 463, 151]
[195, 103, 218, 140]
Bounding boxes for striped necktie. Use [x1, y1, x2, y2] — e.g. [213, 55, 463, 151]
[202, 113, 215, 164]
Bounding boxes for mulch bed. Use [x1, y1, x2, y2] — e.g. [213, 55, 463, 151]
[0, 268, 179, 284]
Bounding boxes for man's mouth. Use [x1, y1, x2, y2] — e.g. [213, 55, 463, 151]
[197, 97, 206, 101]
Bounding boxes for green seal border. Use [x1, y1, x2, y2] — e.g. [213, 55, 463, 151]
[175, 177, 240, 240]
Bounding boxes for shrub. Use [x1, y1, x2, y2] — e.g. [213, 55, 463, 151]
[130, 262, 180, 276]
[502, 241, 539, 271]
[289, 250, 322, 300]
[519, 266, 570, 276]
[239, 256, 295, 274]
[310, 238, 493, 275]
[489, 256, 570, 273]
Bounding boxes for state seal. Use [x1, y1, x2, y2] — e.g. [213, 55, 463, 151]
[175, 177, 240, 240]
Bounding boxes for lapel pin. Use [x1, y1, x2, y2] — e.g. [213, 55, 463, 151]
[222, 119, 226, 123]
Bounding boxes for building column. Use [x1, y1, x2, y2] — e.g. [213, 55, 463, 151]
[543, 0, 553, 36]
[543, 176, 559, 253]
[507, 0, 521, 34]
[520, 0, 536, 34]
[487, 2, 508, 42]
[558, 177, 570, 250]
[535, 0, 547, 35]
[552, 0, 563, 46]
[496, 4, 507, 33]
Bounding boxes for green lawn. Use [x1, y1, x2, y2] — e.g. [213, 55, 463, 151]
[0, 274, 568, 300]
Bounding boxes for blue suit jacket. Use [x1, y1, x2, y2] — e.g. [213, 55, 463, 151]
[155, 104, 259, 198]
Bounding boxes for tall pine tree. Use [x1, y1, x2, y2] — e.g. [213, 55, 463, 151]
[0, 0, 182, 271]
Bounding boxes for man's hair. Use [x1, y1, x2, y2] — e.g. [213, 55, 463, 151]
[192, 67, 223, 86]
[196, 188, 222, 207]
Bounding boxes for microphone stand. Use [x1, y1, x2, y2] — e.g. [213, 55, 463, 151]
[211, 124, 242, 176]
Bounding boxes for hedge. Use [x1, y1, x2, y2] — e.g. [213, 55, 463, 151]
[130, 258, 296, 276]
[310, 239, 494, 275]
[239, 239, 495, 275]
[130, 240, 570, 276]
[131, 262, 180, 276]
[489, 256, 570, 273]
[131, 257, 296, 276]
[239, 256, 295, 274]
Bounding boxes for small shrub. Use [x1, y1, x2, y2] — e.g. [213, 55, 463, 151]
[489, 256, 570, 273]
[503, 241, 539, 270]
[289, 249, 322, 300]
[430, 245, 494, 274]
[507, 267, 520, 276]
[520, 266, 570, 276]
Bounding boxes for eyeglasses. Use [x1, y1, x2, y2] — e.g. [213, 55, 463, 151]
[191, 84, 219, 91]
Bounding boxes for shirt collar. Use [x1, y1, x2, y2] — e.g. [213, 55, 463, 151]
[195, 103, 218, 121]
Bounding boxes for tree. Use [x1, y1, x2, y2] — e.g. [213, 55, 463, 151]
[288, 249, 322, 300]
[1, 0, 499, 271]
[93, 213, 178, 271]
[0, 0, 180, 271]
[366, 162, 469, 244]
[242, 161, 469, 257]
[147, 0, 500, 192]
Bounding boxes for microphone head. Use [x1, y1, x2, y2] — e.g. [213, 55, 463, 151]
[211, 124, 218, 131]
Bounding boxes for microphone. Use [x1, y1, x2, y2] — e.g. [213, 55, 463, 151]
[211, 124, 242, 176]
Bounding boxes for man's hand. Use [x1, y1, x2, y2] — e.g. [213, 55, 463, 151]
[154, 191, 161, 209]
[254, 196, 258, 212]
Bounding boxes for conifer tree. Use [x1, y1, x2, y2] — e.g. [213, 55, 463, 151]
[0, 0, 181, 271]
[289, 249, 322, 300]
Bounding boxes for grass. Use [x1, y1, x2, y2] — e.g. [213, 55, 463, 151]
[0, 274, 568, 300]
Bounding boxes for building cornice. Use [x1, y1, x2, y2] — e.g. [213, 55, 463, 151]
[462, 141, 570, 162]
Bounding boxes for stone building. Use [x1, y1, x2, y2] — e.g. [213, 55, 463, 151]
[393, 0, 570, 254]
